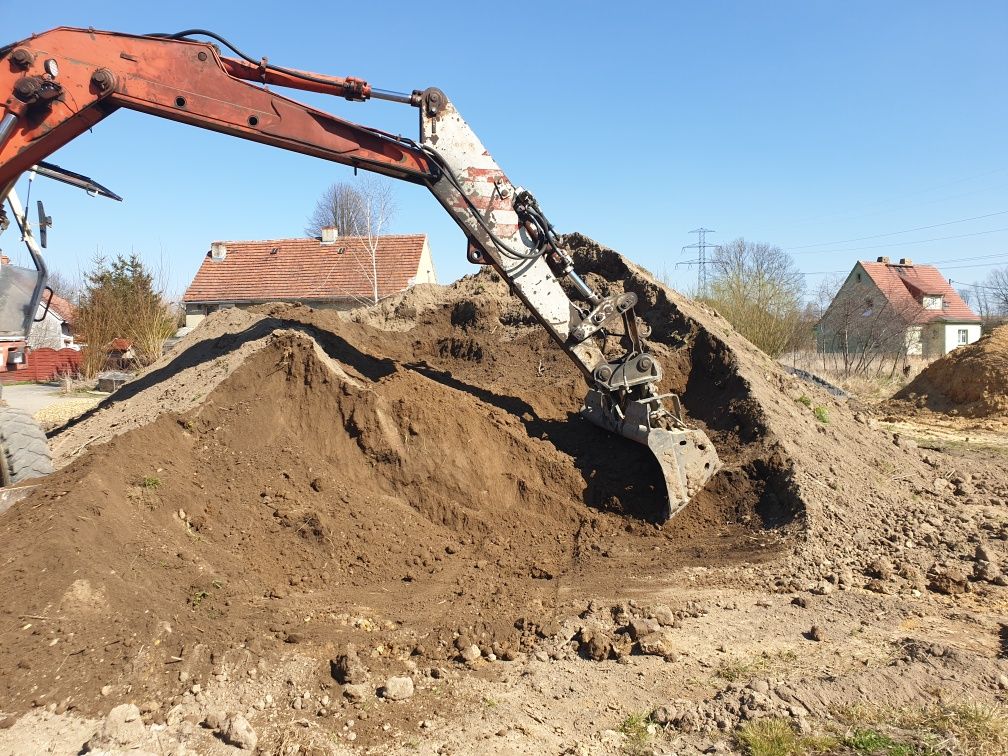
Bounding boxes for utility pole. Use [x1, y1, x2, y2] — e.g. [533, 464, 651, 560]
[681, 227, 715, 294]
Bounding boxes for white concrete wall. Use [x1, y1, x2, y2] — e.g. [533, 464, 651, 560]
[413, 239, 438, 286]
[942, 323, 982, 354]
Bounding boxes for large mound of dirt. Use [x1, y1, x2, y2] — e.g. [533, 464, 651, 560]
[893, 326, 1008, 417]
[0, 235, 939, 716]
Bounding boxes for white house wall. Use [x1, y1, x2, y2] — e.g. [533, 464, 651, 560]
[413, 240, 438, 286]
[942, 323, 981, 354]
[27, 306, 75, 350]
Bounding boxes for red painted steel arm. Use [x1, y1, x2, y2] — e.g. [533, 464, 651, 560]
[0, 27, 433, 194]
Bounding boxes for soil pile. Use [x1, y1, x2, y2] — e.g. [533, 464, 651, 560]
[0, 235, 942, 716]
[893, 326, 1008, 417]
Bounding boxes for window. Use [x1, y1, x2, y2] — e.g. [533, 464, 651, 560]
[958, 328, 969, 345]
[923, 295, 943, 310]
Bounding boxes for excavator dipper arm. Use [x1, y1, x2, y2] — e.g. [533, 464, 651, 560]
[0, 27, 720, 518]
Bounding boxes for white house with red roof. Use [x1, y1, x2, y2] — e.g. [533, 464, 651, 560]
[182, 229, 437, 329]
[817, 256, 982, 358]
[27, 292, 77, 350]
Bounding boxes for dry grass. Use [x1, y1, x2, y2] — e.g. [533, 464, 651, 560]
[735, 718, 836, 755]
[716, 650, 799, 683]
[618, 711, 657, 755]
[835, 701, 1008, 755]
[781, 350, 934, 402]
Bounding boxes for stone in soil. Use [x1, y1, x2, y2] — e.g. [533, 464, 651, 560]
[221, 713, 257, 751]
[380, 676, 415, 701]
[85, 703, 145, 752]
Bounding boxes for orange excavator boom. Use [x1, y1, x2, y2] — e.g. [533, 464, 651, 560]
[0, 27, 722, 520]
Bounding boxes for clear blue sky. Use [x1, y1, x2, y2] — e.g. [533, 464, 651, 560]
[2, 1, 1006, 301]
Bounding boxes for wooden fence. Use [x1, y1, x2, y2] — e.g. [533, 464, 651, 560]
[0, 347, 81, 383]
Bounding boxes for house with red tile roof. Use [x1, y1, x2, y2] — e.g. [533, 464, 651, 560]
[816, 256, 982, 358]
[27, 292, 77, 350]
[182, 229, 436, 329]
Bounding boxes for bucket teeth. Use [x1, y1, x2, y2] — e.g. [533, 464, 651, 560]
[581, 389, 722, 520]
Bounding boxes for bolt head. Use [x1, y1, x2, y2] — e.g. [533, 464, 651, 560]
[91, 69, 116, 94]
[638, 356, 653, 371]
[13, 76, 41, 101]
[9, 48, 33, 69]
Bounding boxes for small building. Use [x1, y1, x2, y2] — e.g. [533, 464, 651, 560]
[27, 292, 78, 350]
[181, 229, 437, 330]
[816, 257, 982, 359]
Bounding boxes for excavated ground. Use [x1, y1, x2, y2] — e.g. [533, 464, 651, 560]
[0, 236, 1005, 754]
[892, 325, 1008, 418]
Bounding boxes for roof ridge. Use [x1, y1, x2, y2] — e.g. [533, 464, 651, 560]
[855, 260, 981, 323]
[213, 233, 427, 245]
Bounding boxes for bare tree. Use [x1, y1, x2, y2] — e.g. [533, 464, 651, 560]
[815, 272, 923, 378]
[986, 267, 1008, 315]
[45, 268, 80, 304]
[703, 238, 805, 357]
[307, 178, 397, 305]
[304, 182, 367, 237]
[344, 177, 396, 305]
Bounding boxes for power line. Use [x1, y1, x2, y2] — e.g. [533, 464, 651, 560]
[681, 227, 715, 292]
[786, 209, 1008, 251]
[934, 258, 1008, 271]
[788, 166, 1008, 227]
[790, 225, 1008, 256]
[800, 250, 1008, 277]
[927, 251, 1008, 265]
[950, 279, 1000, 292]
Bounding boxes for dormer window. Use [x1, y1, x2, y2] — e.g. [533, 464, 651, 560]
[922, 295, 943, 310]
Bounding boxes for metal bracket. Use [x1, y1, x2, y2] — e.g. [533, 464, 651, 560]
[466, 237, 490, 265]
[570, 292, 637, 343]
[593, 351, 661, 390]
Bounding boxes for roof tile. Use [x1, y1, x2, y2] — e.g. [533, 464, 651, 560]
[183, 235, 428, 304]
[859, 261, 980, 324]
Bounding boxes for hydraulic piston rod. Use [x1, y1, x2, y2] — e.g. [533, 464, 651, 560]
[0, 112, 18, 151]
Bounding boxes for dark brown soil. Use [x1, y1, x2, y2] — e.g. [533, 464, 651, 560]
[0, 235, 930, 719]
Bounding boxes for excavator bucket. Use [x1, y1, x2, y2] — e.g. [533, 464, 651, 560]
[642, 425, 722, 519]
[582, 389, 722, 520]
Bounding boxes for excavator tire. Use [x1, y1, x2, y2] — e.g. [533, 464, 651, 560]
[0, 407, 53, 486]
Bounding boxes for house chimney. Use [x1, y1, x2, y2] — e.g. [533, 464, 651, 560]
[321, 226, 339, 245]
[210, 242, 227, 261]
[899, 257, 913, 266]
[877, 256, 890, 264]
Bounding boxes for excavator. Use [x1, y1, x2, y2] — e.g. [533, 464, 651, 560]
[0, 27, 720, 520]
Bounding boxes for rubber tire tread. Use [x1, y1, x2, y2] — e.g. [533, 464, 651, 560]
[0, 407, 53, 484]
